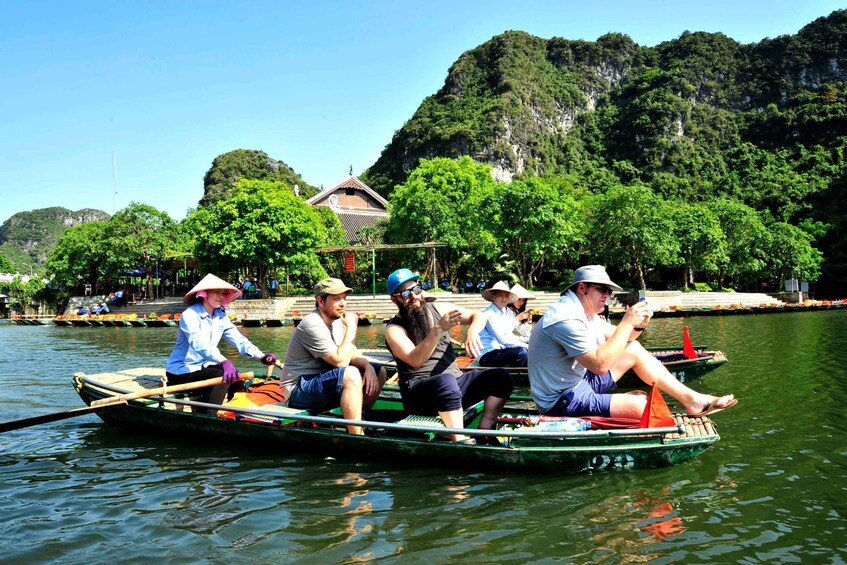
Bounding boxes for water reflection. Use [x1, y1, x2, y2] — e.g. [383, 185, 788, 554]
[633, 490, 687, 541]
[3, 312, 847, 562]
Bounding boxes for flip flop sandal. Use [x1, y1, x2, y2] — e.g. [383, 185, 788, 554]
[689, 397, 738, 417]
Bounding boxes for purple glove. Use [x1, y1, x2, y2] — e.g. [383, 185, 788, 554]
[260, 353, 278, 366]
[221, 359, 239, 384]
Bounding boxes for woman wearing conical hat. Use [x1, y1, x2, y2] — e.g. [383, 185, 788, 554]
[506, 283, 535, 320]
[508, 283, 535, 338]
[165, 273, 278, 414]
[477, 281, 530, 368]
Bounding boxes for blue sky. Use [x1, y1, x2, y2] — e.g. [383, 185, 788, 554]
[1, 1, 843, 223]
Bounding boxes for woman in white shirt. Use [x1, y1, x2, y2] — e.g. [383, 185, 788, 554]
[477, 281, 529, 368]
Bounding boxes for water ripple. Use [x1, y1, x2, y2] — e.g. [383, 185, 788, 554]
[2, 314, 847, 562]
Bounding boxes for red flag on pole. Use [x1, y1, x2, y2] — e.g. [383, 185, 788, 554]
[683, 326, 697, 359]
[639, 385, 675, 428]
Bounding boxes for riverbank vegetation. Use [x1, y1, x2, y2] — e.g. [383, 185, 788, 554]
[4, 10, 846, 310]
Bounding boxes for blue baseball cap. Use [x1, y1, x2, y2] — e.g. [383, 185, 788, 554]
[386, 268, 420, 295]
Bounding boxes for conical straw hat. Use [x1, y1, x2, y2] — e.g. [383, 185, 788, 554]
[183, 273, 242, 305]
[509, 283, 535, 300]
[482, 281, 517, 303]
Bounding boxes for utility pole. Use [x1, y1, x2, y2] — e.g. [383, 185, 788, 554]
[112, 151, 119, 212]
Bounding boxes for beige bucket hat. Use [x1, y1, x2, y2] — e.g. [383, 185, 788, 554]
[564, 265, 623, 295]
[183, 273, 242, 305]
[482, 281, 518, 303]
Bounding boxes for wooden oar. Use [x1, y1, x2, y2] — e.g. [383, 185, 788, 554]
[0, 371, 253, 433]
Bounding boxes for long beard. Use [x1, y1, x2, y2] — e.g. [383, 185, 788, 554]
[397, 301, 432, 345]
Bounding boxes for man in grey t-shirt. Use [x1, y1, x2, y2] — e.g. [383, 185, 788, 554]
[528, 265, 737, 419]
[282, 278, 386, 434]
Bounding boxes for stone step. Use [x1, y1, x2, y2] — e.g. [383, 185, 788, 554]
[65, 289, 788, 320]
[282, 291, 565, 320]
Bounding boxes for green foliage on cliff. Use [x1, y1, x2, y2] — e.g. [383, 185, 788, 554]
[201, 149, 319, 206]
[0, 207, 110, 275]
[363, 10, 847, 294]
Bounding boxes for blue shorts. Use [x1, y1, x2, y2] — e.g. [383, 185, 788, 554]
[545, 370, 617, 417]
[288, 363, 382, 412]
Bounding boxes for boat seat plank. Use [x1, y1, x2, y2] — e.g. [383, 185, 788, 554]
[396, 415, 445, 427]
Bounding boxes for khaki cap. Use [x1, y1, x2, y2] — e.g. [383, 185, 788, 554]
[314, 277, 353, 297]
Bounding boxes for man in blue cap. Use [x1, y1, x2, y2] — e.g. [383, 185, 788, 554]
[528, 265, 737, 419]
[384, 268, 514, 444]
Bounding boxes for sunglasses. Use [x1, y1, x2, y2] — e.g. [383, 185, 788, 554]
[588, 283, 613, 295]
[394, 284, 423, 299]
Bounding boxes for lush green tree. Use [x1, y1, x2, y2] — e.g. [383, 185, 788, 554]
[586, 184, 678, 290]
[44, 221, 109, 294]
[480, 177, 584, 286]
[103, 203, 179, 297]
[709, 198, 772, 288]
[4, 275, 46, 315]
[763, 221, 823, 286]
[186, 180, 343, 292]
[670, 203, 727, 288]
[0, 253, 13, 273]
[384, 157, 497, 283]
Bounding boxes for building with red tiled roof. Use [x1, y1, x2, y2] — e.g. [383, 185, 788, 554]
[307, 176, 388, 244]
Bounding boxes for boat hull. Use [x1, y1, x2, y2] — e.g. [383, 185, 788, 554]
[72, 369, 718, 473]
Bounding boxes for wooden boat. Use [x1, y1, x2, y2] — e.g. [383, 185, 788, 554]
[129, 320, 147, 328]
[21, 317, 52, 325]
[52, 318, 73, 326]
[637, 350, 728, 384]
[361, 347, 727, 387]
[264, 318, 287, 327]
[240, 318, 265, 328]
[70, 318, 92, 327]
[146, 319, 177, 327]
[356, 312, 379, 326]
[71, 367, 720, 473]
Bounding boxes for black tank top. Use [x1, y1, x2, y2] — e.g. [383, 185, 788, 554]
[386, 303, 462, 382]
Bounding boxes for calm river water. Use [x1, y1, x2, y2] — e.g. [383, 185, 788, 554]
[1, 311, 846, 563]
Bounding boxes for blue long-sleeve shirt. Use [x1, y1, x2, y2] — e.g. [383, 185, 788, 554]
[165, 302, 263, 374]
[478, 303, 529, 355]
